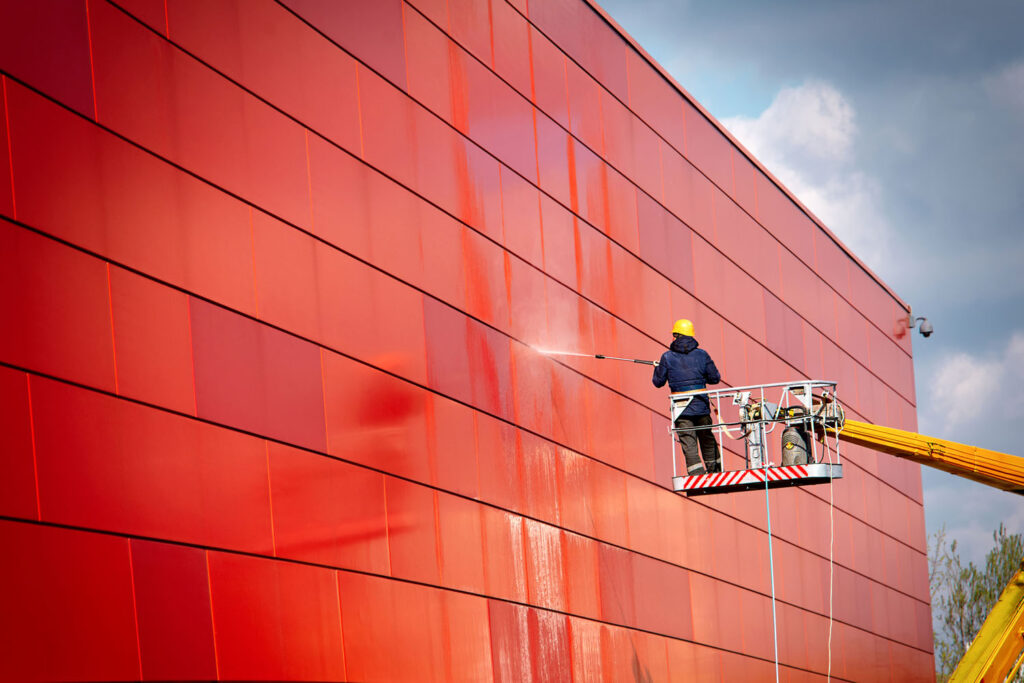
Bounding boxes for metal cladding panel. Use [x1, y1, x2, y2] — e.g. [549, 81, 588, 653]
[0, 0, 928, 680]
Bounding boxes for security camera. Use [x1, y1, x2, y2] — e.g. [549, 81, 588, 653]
[902, 311, 934, 338]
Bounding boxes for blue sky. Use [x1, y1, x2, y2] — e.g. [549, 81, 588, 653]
[599, 0, 1024, 566]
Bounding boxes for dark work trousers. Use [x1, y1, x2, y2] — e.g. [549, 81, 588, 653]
[675, 414, 721, 475]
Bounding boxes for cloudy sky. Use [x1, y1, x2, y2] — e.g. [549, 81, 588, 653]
[599, 0, 1024, 566]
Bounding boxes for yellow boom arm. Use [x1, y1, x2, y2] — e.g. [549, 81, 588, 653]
[834, 418, 1024, 681]
[949, 562, 1024, 683]
[837, 419, 1024, 496]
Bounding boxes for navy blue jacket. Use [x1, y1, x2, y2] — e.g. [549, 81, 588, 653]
[652, 335, 721, 416]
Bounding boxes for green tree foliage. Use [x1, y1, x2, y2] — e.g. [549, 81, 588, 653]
[929, 524, 1024, 682]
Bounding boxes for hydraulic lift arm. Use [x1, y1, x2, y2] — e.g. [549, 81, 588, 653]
[838, 419, 1024, 495]
[949, 561, 1024, 683]
[835, 419, 1024, 681]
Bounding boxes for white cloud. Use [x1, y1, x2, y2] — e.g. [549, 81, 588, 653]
[722, 81, 892, 272]
[726, 80, 857, 163]
[921, 332, 1024, 434]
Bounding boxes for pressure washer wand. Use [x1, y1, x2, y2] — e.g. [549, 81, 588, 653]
[595, 354, 659, 367]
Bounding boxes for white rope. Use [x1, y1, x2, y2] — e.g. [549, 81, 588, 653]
[764, 458, 781, 682]
[825, 411, 844, 682]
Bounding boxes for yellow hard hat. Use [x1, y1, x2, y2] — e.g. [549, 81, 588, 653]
[672, 319, 694, 336]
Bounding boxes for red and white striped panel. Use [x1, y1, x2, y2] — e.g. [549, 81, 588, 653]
[680, 465, 810, 491]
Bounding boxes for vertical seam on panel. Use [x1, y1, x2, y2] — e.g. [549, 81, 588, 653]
[502, 250, 513, 350]
[304, 130, 315, 232]
[557, 527, 572, 617]
[265, 441, 277, 557]
[319, 347, 330, 451]
[185, 297, 198, 417]
[26, 374, 40, 521]
[624, 41, 631, 107]
[400, 2, 411, 91]
[485, 600, 499, 680]
[478, 504, 491, 594]
[730, 149, 737, 198]
[497, 165, 507, 245]
[621, 474, 631, 547]
[354, 67, 366, 159]
[564, 612, 576, 679]
[818, 335, 826, 388]
[658, 141, 665, 204]
[754, 166, 760, 220]
[571, 216, 582, 292]
[472, 412, 482, 503]
[761, 288, 770, 358]
[681, 99, 688, 156]
[526, 21, 537, 103]
[432, 490, 444, 584]
[562, 57, 571, 130]
[776, 244, 783, 301]
[204, 551, 221, 679]
[538, 199, 551, 339]
[832, 289, 840, 340]
[530, 106, 540, 188]
[526, 24, 541, 186]
[106, 263, 120, 394]
[566, 137, 577, 215]
[487, 0, 496, 68]
[126, 541, 144, 680]
[2, 77, 16, 219]
[381, 477, 394, 576]
[248, 207, 260, 317]
[440, 587, 454, 681]
[633, 185, 641, 246]
[710, 183, 718, 243]
[334, 572, 348, 679]
[84, 0, 99, 121]
[519, 513, 532, 603]
[425, 396, 439, 486]
[163, 0, 170, 38]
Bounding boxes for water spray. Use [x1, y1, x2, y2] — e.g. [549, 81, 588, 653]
[534, 348, 658, 366]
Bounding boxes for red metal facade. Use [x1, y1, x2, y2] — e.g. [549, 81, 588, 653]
[0, 0, 930, 680]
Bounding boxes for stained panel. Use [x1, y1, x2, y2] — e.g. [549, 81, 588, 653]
[269, 442, 390, 573]
[167, 0, 362, 155]
[0, 79, 12, 218]
[108, 266, 195, 414]
[0, 521, 139, 682]
[6, 81, 258, 316]
[209, 551, 346, 680]
[338, 572, 446, 682]
[130, 539, 217, 680]
[190, 298, 327, 452]
[91, 0, 310, 229]
[280, 0, 407, 90]
[0, 219, 115, 391]
[32, 376, 274, 552]
[0, 366, 35, 519]
[0, 0, 94, 116]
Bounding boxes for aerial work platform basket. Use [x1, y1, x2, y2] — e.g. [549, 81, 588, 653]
[670, 380, 844, 496]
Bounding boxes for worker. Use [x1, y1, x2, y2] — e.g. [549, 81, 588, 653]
[652, 319, 722, 475]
